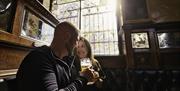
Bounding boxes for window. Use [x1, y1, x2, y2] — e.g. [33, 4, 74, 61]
[52, 0, 119, 55]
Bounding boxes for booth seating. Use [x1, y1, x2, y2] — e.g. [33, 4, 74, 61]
[102, 68, 127, 91]
[0, 79, 8, 91]
[127, 69, 180, 91]
[0, 69, 179, 91]
[0, 76, 17, 91]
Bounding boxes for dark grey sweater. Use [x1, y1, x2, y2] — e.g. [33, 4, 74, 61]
[16, 46, 87, 91]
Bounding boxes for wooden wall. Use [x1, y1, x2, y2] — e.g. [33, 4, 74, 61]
[121, 0, 180, 70]
[0, 0, 59, 72]
[0, 0, 32, 70]
[96, 56, 126, 69]
[0, 43, 30, 70]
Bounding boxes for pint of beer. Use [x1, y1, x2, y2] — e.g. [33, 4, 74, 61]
[80, 58, 92, 72]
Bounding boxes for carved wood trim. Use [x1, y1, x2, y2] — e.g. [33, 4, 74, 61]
[23, 0, 59, 27]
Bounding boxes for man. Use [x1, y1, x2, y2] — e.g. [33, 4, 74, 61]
[16, 22, 94, 91]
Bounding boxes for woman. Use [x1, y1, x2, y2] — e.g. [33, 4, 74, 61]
[74, 37, 105, 91]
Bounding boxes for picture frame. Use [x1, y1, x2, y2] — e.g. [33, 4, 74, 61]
[21, 8, 55, 46]
[157, 31, 180, 48]
[131, 32, 150, 48]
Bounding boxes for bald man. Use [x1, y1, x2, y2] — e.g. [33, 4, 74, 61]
[16, 22, 93, 91]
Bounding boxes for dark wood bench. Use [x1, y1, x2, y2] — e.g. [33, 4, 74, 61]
[0, 69, 17, 91]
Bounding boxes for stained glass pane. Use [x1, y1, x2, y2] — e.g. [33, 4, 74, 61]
[157, 32, 180, 48]
[131, 33, 149, 48]
[52, 0, 79, 27]
[81, 0, 119, 55]
[43, 0, 50, 10]
[55, 0, 77, 4]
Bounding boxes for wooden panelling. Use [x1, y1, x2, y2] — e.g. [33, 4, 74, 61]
[148, 0, 180, 23]
[0, 31, 34, 47]
[0, 44, 30, 70]
[160, 53, 180, 69]
[24, 0, 59, 27]
[0, 0, 58, 73]
[121, 0, 151, 24]
[96, 56, 126, 69]
[0, 0, 59, 48]
[12, 0, 24, 36]
[121, 0, 180, 23]
[0, 0, 34, 47]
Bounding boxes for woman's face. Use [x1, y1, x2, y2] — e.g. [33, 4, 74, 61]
[76, 40, 88, 59]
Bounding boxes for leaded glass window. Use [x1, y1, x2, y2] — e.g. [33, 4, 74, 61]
[52, 0, 80, 27]
[52, 0, 119, 55]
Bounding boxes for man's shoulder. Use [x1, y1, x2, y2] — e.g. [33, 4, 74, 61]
[27, 45, 51, 58]
[33, 45, 50, 53]
[25, 45, 55, 65]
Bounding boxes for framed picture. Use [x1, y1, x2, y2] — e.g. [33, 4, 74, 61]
[157, 32, 180, 48]
[21, 9, 42, 39]
[131, 32, 150, 48]
[21, 8, 54, 46]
